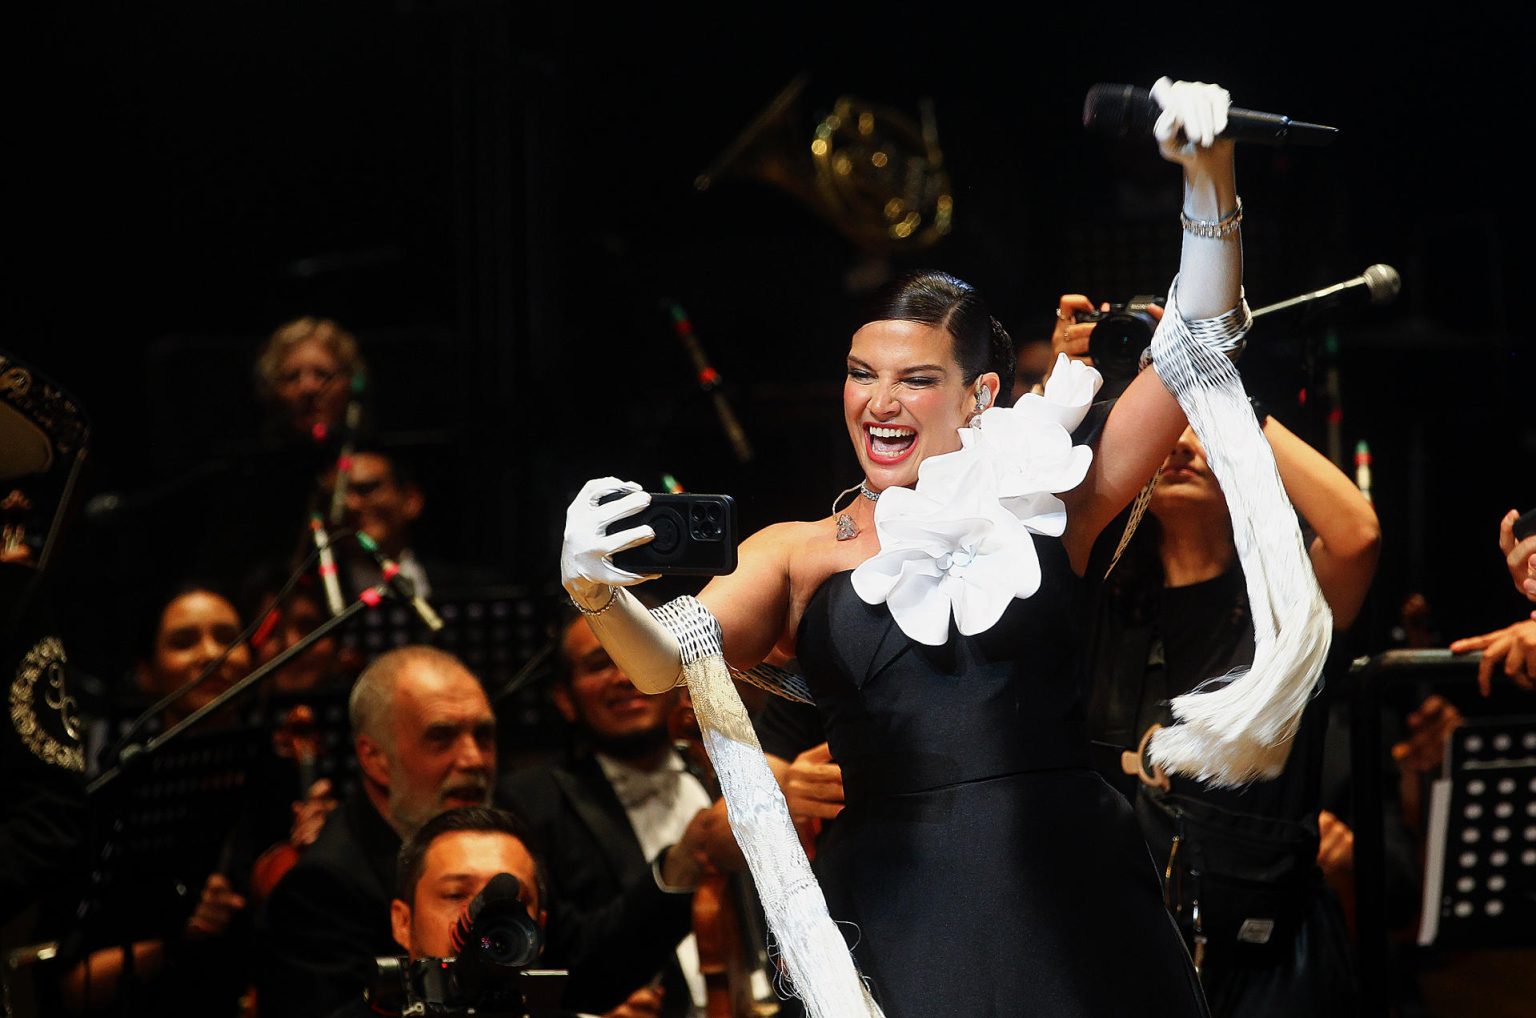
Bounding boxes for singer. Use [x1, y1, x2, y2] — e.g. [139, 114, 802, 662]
[557, 77, 1295, 1017]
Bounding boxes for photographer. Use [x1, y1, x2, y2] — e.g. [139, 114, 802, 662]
[335, 806, 661, 1018]
[1067, 286, 1382, 1014]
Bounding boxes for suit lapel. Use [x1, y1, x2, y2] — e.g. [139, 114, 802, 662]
[554, 756, 648, 880]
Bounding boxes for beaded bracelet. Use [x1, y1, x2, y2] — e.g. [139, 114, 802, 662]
[572, 586, 619, 617]
[1180, 196, 1243, 239]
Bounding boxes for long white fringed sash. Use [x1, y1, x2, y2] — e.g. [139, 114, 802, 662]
[651, 596, 885, 1018]
[1144, 279, 1333, 786]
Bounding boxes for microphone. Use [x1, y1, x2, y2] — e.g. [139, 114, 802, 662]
[664, 301, 754, 464]
[1083, 83, 1339, 147]
[354, 531, 443, 632]
[1250, 264, 1402, 320]
[310, 514, 347, 616]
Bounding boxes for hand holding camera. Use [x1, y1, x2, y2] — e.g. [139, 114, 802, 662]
[1049, 293, 1165, 398]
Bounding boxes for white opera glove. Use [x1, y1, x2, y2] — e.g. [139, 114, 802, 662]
[1150, 76, 1231, 163]
[561, 477, 657, 608]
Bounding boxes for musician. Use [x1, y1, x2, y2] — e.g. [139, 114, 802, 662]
[330, 447, 503, 600]
[498, 611, 735, 1018]
[257, 645, 498, 1018]
[59, 584, 260, 1014]
[255, 315, 366, 444]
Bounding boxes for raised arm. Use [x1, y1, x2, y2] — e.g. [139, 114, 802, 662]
[1263, 416, 1381, 628]
[1065, 78, 1243, 568]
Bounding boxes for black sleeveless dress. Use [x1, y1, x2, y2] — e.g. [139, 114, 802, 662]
[795, 535, 1208, 1017]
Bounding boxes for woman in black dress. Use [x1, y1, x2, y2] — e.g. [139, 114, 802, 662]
[562, 77, 1247, 1017]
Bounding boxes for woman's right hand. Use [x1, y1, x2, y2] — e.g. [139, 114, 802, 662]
[1150, 76, 1235, 169]
[561, 477, 657, 607]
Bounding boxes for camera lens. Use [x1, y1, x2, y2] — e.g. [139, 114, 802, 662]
[690, 503, 722, 541]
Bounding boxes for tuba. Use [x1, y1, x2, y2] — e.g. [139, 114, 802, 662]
[695, 73, 953, 255]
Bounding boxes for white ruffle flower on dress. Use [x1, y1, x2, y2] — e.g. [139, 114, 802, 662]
[850, 354, 1103, 646]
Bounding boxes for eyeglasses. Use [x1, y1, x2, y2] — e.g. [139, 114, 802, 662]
[275, 365, 341, 389]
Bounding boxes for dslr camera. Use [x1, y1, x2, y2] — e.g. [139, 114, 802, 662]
[369, 873, 564, 1017]
[1074, 295, 1164, 395]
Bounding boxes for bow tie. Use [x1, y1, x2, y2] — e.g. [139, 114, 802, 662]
[608, 764, 679, 811]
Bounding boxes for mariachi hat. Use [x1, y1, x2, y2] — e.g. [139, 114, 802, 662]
[0, 349, 90, 482]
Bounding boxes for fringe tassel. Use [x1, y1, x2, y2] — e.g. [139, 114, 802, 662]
[654, 596, 884, 1018]
[1146, 282, 1333, 787]
[685, 653, 885, 1018]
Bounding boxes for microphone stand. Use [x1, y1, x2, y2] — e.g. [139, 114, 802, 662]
[89, 583, 390, 797]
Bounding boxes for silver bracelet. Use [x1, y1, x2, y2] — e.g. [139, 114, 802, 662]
[1180, 196, 1243, 239]
[571, 586, 619, 617]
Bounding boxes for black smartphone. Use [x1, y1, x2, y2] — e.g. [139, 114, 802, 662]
[601, 492, 738, 576]
[1513, 507, 1536, 543]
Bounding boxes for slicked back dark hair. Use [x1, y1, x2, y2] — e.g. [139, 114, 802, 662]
[866, 271, 1015, 401]
[395, 805, 548, 911]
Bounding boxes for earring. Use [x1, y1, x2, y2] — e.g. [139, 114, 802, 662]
[969, 385, 990, 429]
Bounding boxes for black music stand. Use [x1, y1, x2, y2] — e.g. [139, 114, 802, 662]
[1415, 715, 1536, 950]
[65, 725, 266, 1014]
[1350, 649, 1536, 1017]
[342, 585, 566, 752]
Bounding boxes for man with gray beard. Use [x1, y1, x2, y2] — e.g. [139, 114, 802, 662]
[256, 645, 496, 1018]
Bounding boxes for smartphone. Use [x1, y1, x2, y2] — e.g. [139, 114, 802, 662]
[601, 492, 738, 576]
[1514, 507, 1536, 543]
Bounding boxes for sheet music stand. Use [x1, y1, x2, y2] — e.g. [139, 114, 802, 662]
[1416, 715, 1536, 950]
[342, 585, 565, 751]
[81, 726, 268, 950]
[1349, 648, 1536, 1017]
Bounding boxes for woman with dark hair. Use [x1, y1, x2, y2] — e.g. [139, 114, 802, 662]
[560, 79, 1255, 1017]
[1084, 419, 1379, 1017]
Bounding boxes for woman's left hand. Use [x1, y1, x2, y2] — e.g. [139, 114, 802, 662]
[1151, 77, 1234, 167]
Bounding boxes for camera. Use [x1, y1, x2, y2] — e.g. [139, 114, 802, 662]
[369, 873, 564, 1017]
[1074, 295, 1163, 395]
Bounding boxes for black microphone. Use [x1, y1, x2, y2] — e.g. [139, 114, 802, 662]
[1083, 83, 1339, 147]
[1251, 264, 1402, 320]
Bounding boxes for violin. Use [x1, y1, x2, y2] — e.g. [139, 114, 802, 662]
[250, 704, 323, 905]
[668, 690, 774, 1018]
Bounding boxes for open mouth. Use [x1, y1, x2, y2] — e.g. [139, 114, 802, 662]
[607, 692, 650, 715]
[442, 784, 488, 808]
[865, 424, 917, 464]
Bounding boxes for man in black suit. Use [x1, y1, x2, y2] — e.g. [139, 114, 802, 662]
[257, 644, 498, 1018]
[333, 448, 502, 598]
[499, 612, 743, 1018]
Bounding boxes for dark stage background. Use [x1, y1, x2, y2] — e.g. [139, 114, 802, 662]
[8, 3, 1533, 682]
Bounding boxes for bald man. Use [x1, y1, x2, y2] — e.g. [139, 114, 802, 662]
[257, 645, 496, 1018]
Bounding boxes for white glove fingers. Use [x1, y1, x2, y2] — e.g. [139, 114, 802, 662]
[579, 476, 641, 504]
[600, 524, 656, 557]
[594, 489, 652, 527]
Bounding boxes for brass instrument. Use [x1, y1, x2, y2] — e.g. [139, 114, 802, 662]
[696, 73, 953, 255]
